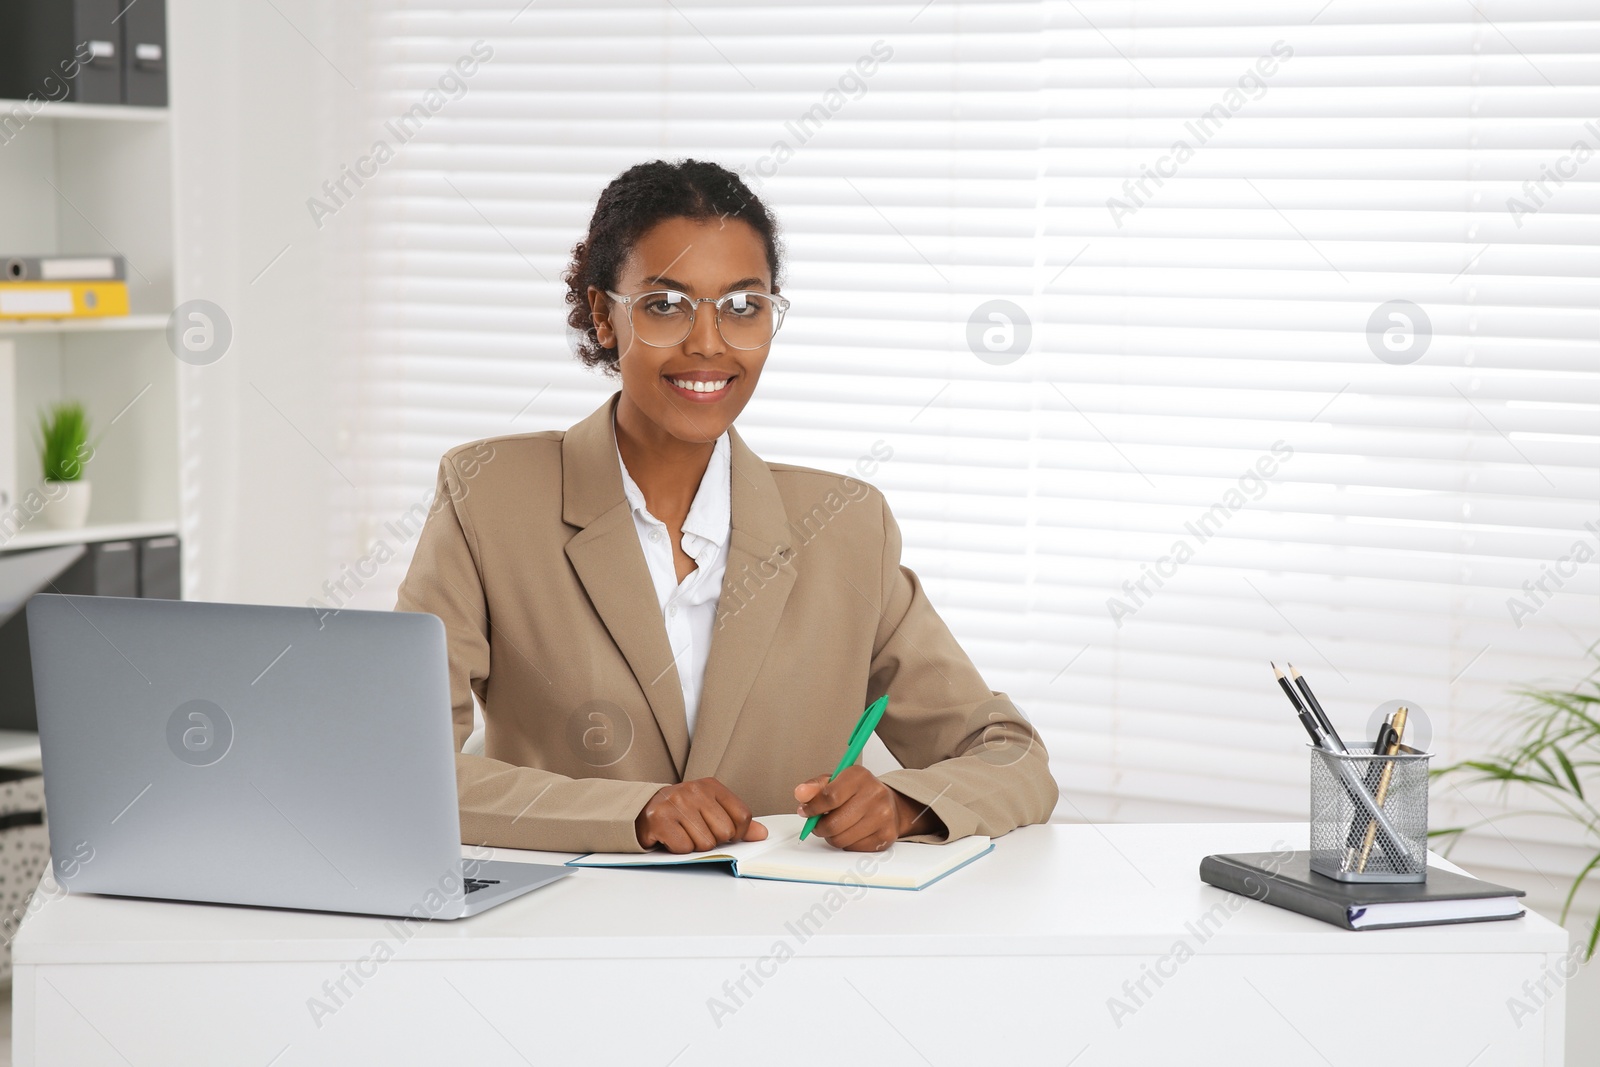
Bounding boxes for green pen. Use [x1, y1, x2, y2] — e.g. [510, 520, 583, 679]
[799, 694, 889, 841]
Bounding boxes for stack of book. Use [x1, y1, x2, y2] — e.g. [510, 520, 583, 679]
[0, 255, 129, 320]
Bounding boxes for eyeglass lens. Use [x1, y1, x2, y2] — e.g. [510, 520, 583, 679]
[629, 291, 780, 349]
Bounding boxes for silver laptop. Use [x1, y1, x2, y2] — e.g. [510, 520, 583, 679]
[26, 594, 572, 919]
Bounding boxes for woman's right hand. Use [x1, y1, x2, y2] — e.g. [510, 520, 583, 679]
[635, 778, 770, 853]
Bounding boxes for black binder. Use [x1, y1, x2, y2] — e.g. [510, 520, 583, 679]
[138, 535, 181, 599]
[1200, 850, 1526, 931]
[0, 0, 125, 105]
[120, 0, 167, 107]
[89, 539, 138, 598]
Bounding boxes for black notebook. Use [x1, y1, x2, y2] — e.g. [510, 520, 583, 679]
[1199, 850, 1526, 931]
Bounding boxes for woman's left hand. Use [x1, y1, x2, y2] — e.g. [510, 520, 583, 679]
[793, 765, 938, 851]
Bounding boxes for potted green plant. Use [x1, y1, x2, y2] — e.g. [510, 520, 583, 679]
[36, 401, 92, 529]
[1432, 648, 1600, 958]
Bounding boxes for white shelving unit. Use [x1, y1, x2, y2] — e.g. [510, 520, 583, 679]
[0, 89, 175, 995]
[2, 519, 177, 553]
[0, 314, 167, 336]
[0, 101, 169, 123]
[0, 99, 177, 541]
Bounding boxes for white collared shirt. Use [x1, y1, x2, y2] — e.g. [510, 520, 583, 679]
[614, 417, 731, 741]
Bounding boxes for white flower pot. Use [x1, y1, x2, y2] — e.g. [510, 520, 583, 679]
[42, 480, 91, 529]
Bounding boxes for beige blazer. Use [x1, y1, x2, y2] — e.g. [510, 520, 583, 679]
[395, 391, 1058, 853]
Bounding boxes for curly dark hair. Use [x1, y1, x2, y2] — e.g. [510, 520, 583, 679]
[563, 159, 784, 376]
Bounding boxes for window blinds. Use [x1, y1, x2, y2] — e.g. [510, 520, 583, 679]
[351, 0, 1600, 912]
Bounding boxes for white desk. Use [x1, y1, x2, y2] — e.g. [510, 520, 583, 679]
[13, 823, 1570, 1066]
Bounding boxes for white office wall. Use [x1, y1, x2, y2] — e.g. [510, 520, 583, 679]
[0, 342, 12, 513]
[168, 0, 369, 604]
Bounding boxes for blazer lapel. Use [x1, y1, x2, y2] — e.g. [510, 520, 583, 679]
[561, 391, 799, 785]
[562, 392, 690, 777]
[682, 426, 797, 781]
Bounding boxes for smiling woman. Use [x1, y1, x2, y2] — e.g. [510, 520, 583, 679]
[567, 160, 785, 463]
[394, 158, 1059, 857]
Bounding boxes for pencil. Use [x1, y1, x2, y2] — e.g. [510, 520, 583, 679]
[1271, 663, 1324, 747]
[1288, 663, 1346, 753]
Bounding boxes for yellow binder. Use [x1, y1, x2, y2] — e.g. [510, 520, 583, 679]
[0, 281, 131, 319]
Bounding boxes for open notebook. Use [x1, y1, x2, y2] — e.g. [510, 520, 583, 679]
[567, 814, 993, 891]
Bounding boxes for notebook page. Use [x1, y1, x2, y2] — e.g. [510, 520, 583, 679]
[738, 819, 993, 889]
[1349, 895, 1526, 929]
[566, 814, 790, 867]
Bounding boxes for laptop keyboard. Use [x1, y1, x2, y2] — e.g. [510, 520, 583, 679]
[463, 878, 501, 894]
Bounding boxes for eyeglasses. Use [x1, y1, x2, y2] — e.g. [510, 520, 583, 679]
[605, 288, 790, 350]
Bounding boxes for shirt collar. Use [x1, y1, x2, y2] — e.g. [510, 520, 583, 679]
[613, 411, 732, 550]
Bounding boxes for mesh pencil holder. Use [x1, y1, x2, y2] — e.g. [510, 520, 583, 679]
[1308, 742, 1431, 884]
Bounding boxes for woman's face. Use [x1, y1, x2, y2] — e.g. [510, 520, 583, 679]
[590, 215, 777, 447]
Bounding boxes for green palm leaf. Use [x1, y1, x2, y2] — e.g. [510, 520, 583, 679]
[1434, 645, 1600, 959]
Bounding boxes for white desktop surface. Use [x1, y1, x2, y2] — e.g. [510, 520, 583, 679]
[14, 822, 1571, 1066]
